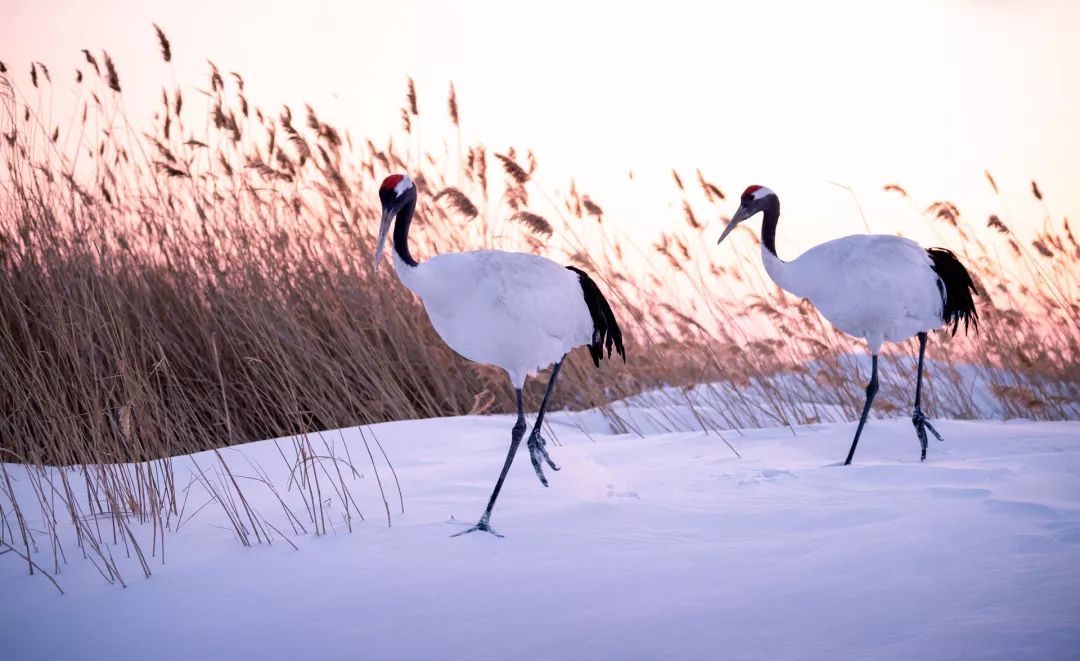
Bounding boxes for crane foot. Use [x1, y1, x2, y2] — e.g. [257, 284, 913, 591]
[451, 516, 503, 538]
[527, 433, 560, 486]
[912, 409, 944, 462]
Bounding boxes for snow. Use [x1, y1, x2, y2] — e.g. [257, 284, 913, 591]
[601, 362, 1080, 433]
[3, 406, 1079, 660]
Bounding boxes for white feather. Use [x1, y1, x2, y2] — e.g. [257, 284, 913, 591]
[751, 186, 774, 201]
[393, 174, 413, 196]
[763, 234, 944, 353]
[393, 249, 594, 387]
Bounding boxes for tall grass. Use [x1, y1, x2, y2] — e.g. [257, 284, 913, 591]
[1, 33, 1078, 589]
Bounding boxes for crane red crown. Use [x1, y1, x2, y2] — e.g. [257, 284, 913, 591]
[742, 185, 763, 198]
[380, 174, 406, 192]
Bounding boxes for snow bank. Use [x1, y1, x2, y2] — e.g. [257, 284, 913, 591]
[2, 409, 1079, 660]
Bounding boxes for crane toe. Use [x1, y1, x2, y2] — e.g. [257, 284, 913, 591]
[912, 409, 944, 462]
[527, 432, 560, 486]
[451, 516, 504, 538]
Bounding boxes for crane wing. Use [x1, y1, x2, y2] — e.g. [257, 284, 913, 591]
[417, 250, 594, 350]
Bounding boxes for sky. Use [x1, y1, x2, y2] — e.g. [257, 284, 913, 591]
[2, 0, 1078, 256]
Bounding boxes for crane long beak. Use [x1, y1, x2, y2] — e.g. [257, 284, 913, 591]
[716, 206, 751, 245]
[372, 208, 393, 271]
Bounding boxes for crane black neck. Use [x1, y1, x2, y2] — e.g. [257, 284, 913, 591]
[760, 194, 781, 259]
[392, 192, 419, 268]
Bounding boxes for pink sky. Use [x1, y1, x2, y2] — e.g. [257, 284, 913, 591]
[3, 0, 1078, 256]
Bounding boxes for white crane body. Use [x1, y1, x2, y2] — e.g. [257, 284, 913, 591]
[763, 234, 946, 353]
[392, 249, 595, 388]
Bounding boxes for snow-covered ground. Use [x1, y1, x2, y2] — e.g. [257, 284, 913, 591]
[3, 408, 1079, 660]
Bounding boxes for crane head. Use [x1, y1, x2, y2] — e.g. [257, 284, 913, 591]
[374, 174, 415, 270]
[717, 185, 775, 245]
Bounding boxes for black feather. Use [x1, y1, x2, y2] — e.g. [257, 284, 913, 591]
[566, 266, 626, 367]
[926, 247, 979, 335]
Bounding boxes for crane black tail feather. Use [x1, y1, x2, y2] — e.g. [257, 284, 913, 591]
[927, 248, 979, 336]
[566, 266, 626, 368]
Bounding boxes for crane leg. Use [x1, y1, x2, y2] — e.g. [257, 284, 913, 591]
[911, 331, 944, 461]
[452, 389, 528, 538]
[843, 355, 880, 466]
[527, 357, 564, 487]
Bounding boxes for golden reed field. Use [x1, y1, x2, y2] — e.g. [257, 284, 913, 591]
[1, 30, 1077, 579]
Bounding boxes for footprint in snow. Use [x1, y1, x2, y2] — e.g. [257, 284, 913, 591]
[982, 499, 1061, 520]
[926, 486, 992, 499]
[605, 484, 640, 499]
[1044, 521, 1080, 545]
[1012, 533, 1061, 554]
[737, 468, 796, 486]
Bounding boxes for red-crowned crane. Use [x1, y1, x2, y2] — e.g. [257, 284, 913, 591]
[717, 185, 978, 465]
[374, 174, 625, 536]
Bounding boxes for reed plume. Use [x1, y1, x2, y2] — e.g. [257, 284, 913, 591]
[103, 51, 121, 92]
[153, 24, 172, 62]
[448, 82, 459, 126]
[509, 211, 553, 237]
[433, 187, 478, 220]
[495, 153, 529, 184]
